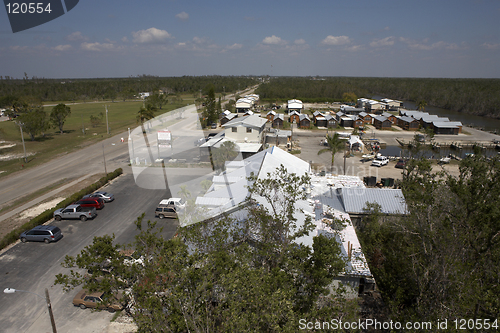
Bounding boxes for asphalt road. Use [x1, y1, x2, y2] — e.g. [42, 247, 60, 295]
[0, 171, 179, 333]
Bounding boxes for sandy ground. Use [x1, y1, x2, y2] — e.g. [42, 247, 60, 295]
[0, 174, 104, 240]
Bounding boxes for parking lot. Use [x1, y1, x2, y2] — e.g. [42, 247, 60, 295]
[0, 170, 178, 333]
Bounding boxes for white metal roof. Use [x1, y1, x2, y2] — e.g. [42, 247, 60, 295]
[340, 188, 407, 215]
[222, 115, 268, 129]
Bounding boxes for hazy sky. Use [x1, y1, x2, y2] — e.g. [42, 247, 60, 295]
[1, 0, 499, 78]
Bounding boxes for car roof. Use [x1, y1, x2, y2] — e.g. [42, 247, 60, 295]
[32, 225, 58, 230]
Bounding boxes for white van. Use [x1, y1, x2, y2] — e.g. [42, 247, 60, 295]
[159, 198, 186, 210]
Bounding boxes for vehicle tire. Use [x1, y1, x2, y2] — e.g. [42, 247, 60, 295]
[108, 307, 116, 313]
[79, 304, 86, 309]
[80, 215, 88, 221]
[54, 215, 61, 221]
[21, 237, 27, 243]
[44, 238, 50, 244]
[158, 214, 164, 219]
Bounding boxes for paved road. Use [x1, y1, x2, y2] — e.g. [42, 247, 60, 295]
[0, 171, 178, 333]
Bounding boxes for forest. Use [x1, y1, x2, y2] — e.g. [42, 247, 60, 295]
[256, 77, 500, 119]
[0, 75, 257, 104]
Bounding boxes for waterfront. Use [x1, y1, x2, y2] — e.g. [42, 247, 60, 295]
[371, 96, 500, 133]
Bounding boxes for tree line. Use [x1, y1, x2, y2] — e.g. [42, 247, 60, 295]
[0, 76, 256, 104]
[256, 77, 500, 118]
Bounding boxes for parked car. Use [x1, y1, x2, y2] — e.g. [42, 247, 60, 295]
[155, 204, 177, 219]
[159, 198, 186, 211]
[83, 191, 114, 202]
[371, 155, 389, 167]
[72, 289, 124, 313]
[75, 197, 105, 210]
[54, 204, 97, 221]
[395, 159, 406, 169]
[20, 225, 62, 244]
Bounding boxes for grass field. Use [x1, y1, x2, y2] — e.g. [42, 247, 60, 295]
[0, 97, 195, 178]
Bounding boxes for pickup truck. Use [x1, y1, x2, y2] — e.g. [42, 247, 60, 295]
[54, 204, 97, 221]
[371, 155, 389, 167]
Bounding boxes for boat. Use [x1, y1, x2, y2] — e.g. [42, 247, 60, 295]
[439, 157, 451, 164]
[361, 152, 376, 161]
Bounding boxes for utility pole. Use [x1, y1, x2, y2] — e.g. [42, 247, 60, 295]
[105, 105, 109, 135]
[18, 123, 27, 163]
[102, 142, 107, 175]
[128, 128, 134, 163]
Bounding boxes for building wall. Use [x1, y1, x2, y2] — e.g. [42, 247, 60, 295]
[225, 126, 263, 142]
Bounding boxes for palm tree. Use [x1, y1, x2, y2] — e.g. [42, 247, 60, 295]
[417, 100, 427, 111]
[317, 132, 345, 172]
[136, 103, 156, 125]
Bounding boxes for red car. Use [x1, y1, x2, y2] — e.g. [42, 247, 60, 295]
[75, 197, 105, 210]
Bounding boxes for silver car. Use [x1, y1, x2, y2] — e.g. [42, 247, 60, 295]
[20, 225, 63, 244]
[84, 191, 114, 202]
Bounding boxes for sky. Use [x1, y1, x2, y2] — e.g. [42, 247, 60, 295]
[0, 0, 499, 79]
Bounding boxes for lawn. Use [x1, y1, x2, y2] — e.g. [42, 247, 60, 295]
[0, 98, 194, 178]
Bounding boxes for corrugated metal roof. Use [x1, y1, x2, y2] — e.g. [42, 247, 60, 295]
[341, 188, 407, 215]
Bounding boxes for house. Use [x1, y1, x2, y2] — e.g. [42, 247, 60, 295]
[353, 117, 363, 128]
[220, 113, 238, 126]
[223, 114, 268, 143]
[272, 114, 284, 128]
[243, 110, 254, 117]
[313, 111, 327, 127]
[373, 116, 392, 130]
[235, 98, 253, 113]
[289, 111, 301, 124]
[193, 149, 408, 298]
[266, 110, 276, 122]
[340, 116, 354, 128]
[365, 100, 384, 114]
[381, 112, 398, 124]
[397, 116, 419, 131]
[381, 98, 403, 110]
[299, 114, 311, 128]
[265, 128, 291, 146]
[287, 99, 303, 114]
[343, 107, 365, 115]
[324, 114, 337, 128]
[432, 121, 462, 134]
[358, 112, 373, 124]
[336, 111, 345, 122]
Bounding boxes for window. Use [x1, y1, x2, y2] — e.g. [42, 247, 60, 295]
[232, 127, 237, 132]
[246, 127, 252, 133]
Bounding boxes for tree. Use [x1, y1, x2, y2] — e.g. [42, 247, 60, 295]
[202, 86, 217, 128]
[50, 103, 71, 134]
[358, 154, 500, 324]
[90, 112, 104, 127]
[55, 167, 353, 332]
[146, 93, 168, 110]
[136, 103, 156, 126]
[211, 141, 238, 171]
[317, 132, 345, 172]
[17, 109, 48, 141]
[417, 99, 427, 111]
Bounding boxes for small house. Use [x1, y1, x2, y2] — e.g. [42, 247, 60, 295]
[397, 116, 419, 131]
[266, 110, 276, 122]
[373, 116, 392, 130]
[324, 114, 337, 128]
[299, 114, 311, 129]
[289, 111, 300, 124]
[272, 114, 285, 128]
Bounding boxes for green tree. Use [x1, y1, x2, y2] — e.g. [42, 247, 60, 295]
[17, 109, 48, 141]
[55, 167, 353, 332]
[211, 141, 238, 171]
[136, 103, 156, 126]
[359, 154, 500, 324]
[417, 99, 427, 111]
[317, 132, 346, 172]
[202, 86, 217, 128]
[50, 103, 71, 134]
[146, 93, 168, 110]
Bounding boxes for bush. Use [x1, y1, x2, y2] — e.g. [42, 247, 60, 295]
[0, 168, 123, 250]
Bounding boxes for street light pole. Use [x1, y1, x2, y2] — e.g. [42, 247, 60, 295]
[4, 288, 57, 333]
[102, 142, 107, 175]
[18, 123, 27, 163]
